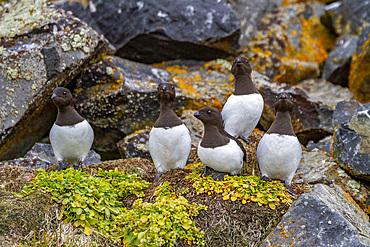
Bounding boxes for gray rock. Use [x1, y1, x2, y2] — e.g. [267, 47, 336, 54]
[322, 35, 359, 87]
[0, 143, 100, 170]
[333, 102, 370, 181]
[58, 0, 240, 63]
[333, 101, 361, 128]
[295, 79, 354, 109]
[306, 135, 333, 154]
[0, 0, 107, 161]
[295, 149, 338, 184]
[261, 184, 370, 247]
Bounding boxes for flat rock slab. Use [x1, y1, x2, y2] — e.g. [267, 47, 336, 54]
[58, 0, 240, 63]
[261, 184, 370, 247]
[0, 0, 107, 160]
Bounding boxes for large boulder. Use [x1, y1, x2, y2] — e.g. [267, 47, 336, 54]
[242, 2, 334, 85]
[58, 0, 241, 63]
[332, 101, 370, 181]
[261, 184, 370, 247]
[348, 26, 370, 103]
[0, 0, 108, 161]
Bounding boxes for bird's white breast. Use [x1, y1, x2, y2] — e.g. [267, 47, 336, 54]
[257, 133, 302, 184]
[149, 124, 191, 173]
[197, 139, 243, 175]
[221, 93, 264, 138]
[49, 120, 94, 164]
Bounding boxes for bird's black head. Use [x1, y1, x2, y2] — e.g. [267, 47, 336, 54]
[274, 92, 294, 113]
[231, 56, 252, 77]
[156, 83, 176, 104]
[194, 107, 223, 127]
[51, 87, 74, 109]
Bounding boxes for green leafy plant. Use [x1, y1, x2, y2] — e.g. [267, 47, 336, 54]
[22, 168, 151, 236]
[186, 165, 292, 210]
[110, 182, 207, 247]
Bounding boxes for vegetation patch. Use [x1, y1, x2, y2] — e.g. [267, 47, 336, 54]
[22, 168, 151, 236]
[186, 166, 293, 210]
[110, 181, 207, 246]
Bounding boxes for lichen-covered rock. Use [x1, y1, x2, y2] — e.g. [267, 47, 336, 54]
[226, 0, 283, 48]
[261, 184, 370, 247]
[0, 0, 108, 161]
[73, 56, 173, 154]
[348, 26, 370, 103]
[322, 35, 359, 87]
[58, 0, 240, 63]
[333, 101, 370, 181]
[242, 2, 334, 85]
[330, 0, 370, 36]
[116, 129, 151, 159]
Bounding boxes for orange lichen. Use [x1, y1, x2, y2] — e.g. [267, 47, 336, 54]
[348, 38, 370, 103]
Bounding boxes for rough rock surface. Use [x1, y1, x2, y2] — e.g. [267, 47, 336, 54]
[73, 56, 173, 154]
[295, 149, 369, 214]
[226, 0, 283, 48]
[0, 0, 107, 161]
[331, 0, 370, 36]
[295, 79, 354, 109]
[261, 184, 370, 247]
[306, 135, 333, 154]
[58, 0, 241, 63]
[348, 26, 370, 103]
[116, 129, 151, 160]
[322, 35, 359, 87]
[242, 2, 333, 85]
[333, 101, 370, 181]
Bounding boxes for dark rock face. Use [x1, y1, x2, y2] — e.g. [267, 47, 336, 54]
[322, 35, 359, 87]
[0, 1, 107, 161]
[348, 26, 370, 103]
[59, 0, 241, 63]
[333, 101, 370, 181]
[306, 135, 333, 154]
[261, 184, 370, 247]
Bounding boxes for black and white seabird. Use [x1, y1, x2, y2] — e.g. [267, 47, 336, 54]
[149, 83, 191, 182]
[49, 87, 94, 171]
[256, 92, 302, 194]
[195, 107, 246, 180]
[221, 56, 264, 143]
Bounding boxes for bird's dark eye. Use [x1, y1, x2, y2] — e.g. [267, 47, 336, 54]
[207, 110, 212, 115]
[290, 95, 293, 99]
[275, 95, 278, 100]
[63, 91, 67, 95]
[171, 85, 174, 89]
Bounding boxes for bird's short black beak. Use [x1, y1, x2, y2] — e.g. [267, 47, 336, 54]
[51, 94, 57, 99]
[280, 94, 287, 99]
[194, 111, 202, 118]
